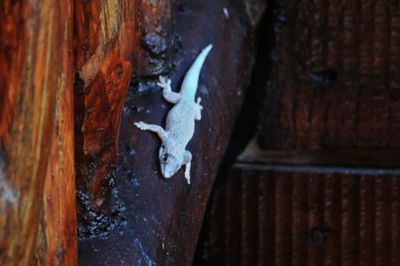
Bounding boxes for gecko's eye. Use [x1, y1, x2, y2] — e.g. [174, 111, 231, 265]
[163, 154, 168, 162]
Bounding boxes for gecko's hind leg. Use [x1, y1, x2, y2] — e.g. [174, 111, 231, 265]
[183, 150, 192, 184]
[194, 97, 203, 121]
[158, 76, 181, 104]
[135, 121, 168, 141]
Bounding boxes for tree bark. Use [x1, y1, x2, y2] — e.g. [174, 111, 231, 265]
[136, 0, 172, 76]
[0, 0, 76, 264]
[73, 0, 136, 235]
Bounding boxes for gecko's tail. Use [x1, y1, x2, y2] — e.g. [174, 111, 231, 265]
[181, 44, 213, 99]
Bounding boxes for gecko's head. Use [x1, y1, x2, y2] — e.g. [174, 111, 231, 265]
[159, 145, 181, 179]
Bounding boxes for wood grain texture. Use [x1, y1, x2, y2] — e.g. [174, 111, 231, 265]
[36, 3, 77, 263]
[37, 90, 77, 266]
[78, 0, 260, 264]
[0, 0, 75, 264]
[73, 0, 136, 231]
[257, 0, 400, 150]
[197, 165, 400, 266]
[196, 0, 400, 264]
[238, 139, 400, 168]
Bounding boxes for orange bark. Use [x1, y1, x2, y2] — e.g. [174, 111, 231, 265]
[0, 0, 76, 264]
[73, 0, 136, 221]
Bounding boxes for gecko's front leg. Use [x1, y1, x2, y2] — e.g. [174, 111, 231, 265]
[134, 121, 168, 142]
[158, 76, 181, 104]
[183, 150, 192, 184]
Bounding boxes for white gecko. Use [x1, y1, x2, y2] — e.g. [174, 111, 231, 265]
[135, 44, 213, 184]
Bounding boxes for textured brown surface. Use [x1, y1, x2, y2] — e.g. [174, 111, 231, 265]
[196, 0, 400, 265]
[257, 0, 400, 150]
[73, 0, 136, 230]
[136, 0, 172, 76]
[198, 164, 400, 266]
[37, 80, 77, 266]
[238, 139, 400, 168]
[37, 2, 78, 265]
[0, 0, 77, 264]
[78, 0, 261, 265]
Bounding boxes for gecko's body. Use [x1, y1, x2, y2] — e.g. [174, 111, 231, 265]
[135, 44, 213, 184]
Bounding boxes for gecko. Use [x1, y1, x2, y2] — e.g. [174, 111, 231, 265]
[135, 44, 213, 184]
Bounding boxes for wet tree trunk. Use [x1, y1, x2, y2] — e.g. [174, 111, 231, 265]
[73, 0, 136, 235]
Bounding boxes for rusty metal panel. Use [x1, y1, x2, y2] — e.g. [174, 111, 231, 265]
[197, 165, 400, 266]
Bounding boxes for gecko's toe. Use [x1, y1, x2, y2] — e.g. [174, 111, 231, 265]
[134, 121, 146, 130]
[184, 174, 191, 184]
[157, 76, 165, 87]
[157, 76, 171, 88]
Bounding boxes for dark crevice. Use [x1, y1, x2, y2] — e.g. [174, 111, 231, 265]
[212, 0, 280, 185]
[194, 0, 280, 263]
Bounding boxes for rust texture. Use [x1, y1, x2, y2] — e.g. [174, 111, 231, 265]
[78, 0, 260, 264]
[0, 0, 76, 265]
[136, 0, 172, 76]
[257, 0, 400, 150]
[198, 165, 400, 266]
[73, 0, 136, 232]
